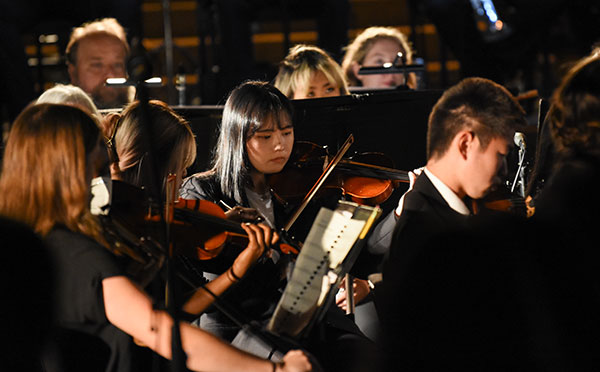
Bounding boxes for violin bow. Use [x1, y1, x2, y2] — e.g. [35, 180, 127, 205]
[283, 133, 355, 232]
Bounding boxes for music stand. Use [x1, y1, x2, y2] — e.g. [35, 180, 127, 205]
[267, 201, 381, 339]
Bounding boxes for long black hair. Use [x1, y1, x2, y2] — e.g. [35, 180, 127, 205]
[212, 81, 293, 203]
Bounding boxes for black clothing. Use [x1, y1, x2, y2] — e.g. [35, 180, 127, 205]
[377, 172, 471, 320]
[376, 158, 600, 371]
[377, 173, 474, 370]
[1, 217, 52, 372]
[383, 173, 471, 273]
[43, 226, 136, 372]
[533, 154, 600, 244]
[378, 212, 565, 371]
[527, 154, 600, 370]
[179, 172, 289, 330]
[395, 171, 470, 227]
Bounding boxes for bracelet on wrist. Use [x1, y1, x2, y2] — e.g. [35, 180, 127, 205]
[228, 266, 241, 282]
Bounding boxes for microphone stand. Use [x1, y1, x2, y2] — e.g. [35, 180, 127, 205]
[511, 144, 526, 198]
[395, 52, 409, 89]
[126, 40, 189, 372]
[357, 65, 425, 75]
[357, 55, 424, 90]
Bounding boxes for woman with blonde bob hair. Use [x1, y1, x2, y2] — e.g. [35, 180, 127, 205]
[274, 44, 349, 99]
[341, 26, 417, 89]
[0, 103, 311, 372]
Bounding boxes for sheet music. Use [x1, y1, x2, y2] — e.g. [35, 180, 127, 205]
[267, 202, 380, 337]
[90, 176, 112, 215]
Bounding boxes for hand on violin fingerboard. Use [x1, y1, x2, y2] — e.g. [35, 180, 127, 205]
[232, 223, 278, 277]
[335, 278, 371, 312]
[225, 206, 264, 223]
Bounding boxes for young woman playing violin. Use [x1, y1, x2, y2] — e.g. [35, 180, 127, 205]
[0, 103, 310, 372]
[180, 81, 383, 372]
[105, 99, 281, 316]
[179, 81, 297, 345]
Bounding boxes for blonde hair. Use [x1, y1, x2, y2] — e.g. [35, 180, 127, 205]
[37, 84, 102, 124]
[107, 100, 196, 194]
[66, 18, 129, 65]
[0, 103, 103, 239]
[274, 44, 349, 98]
[341, 26, 415, 88]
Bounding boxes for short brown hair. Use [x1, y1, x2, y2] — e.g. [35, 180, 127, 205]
[427, 77, 526, 159]
[66, 18, 129, 65]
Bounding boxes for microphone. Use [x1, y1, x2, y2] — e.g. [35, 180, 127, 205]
[514, 132, 526, 150]
[384, 52, 409, 88]
[511, 132, 527, 197]
[383, 52, 403, 69]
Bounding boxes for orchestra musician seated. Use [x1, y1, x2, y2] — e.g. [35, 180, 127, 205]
[180, 80, 383, 372]
[368, 77, 526, 262]
[376, 77, 528, 369]
[341, 26, 417, 90]
[0, 103, 311, 372]
[525, 49, 600, 368]
[103, 99, 280, 316]
[274, 44, 349, 99]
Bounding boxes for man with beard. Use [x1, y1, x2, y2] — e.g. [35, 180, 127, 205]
[66, 18, 132, 109]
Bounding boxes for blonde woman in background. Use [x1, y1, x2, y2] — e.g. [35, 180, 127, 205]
[342, 26, 417, 89]
[274, 44, 349, 99]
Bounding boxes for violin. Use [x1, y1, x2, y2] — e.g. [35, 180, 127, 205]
[266, 134, 410, 245]
[169, 197, 300, 260]
[471, 188, 535, 218]
[92, 178, 167, 288]
[103, 178, 298, 276]
[268, 137, 410, 207]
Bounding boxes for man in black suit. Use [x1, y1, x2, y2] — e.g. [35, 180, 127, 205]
[375, 77, 528, 370]
[384, 76, 525, 257]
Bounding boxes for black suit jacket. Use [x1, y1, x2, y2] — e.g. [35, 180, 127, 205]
[384, 173, 470, 273]
[374, 171, 592, 371]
